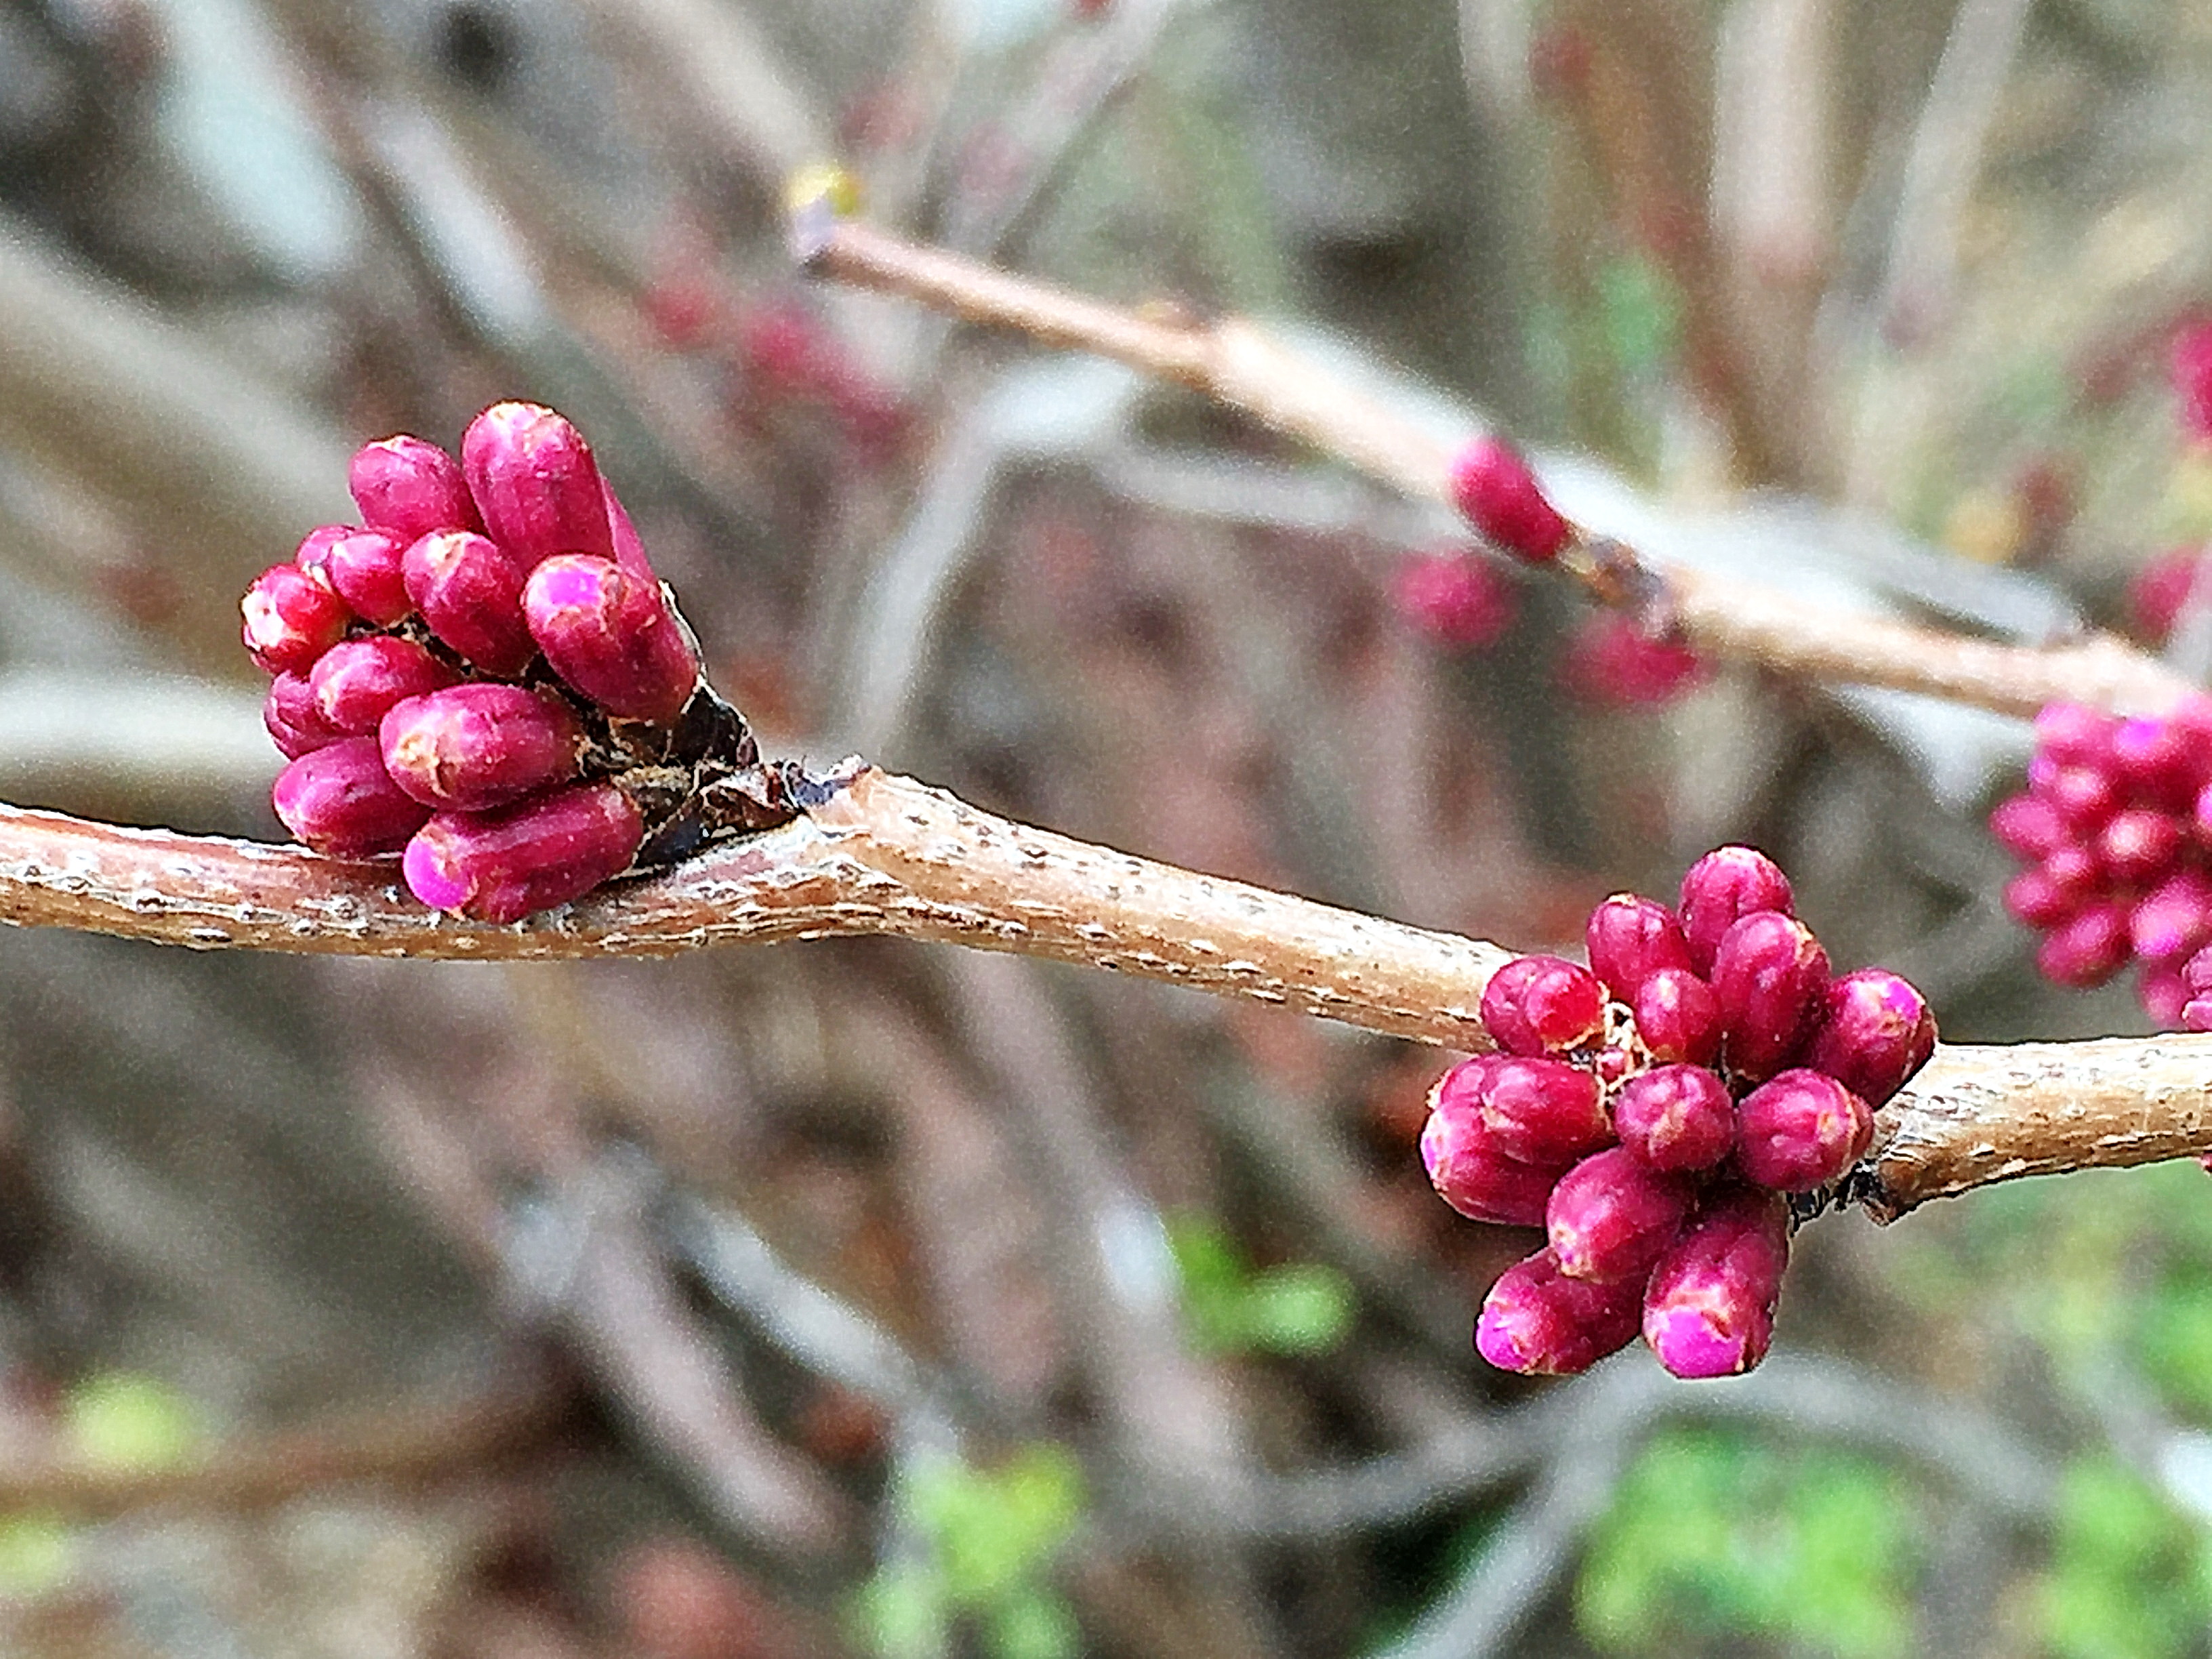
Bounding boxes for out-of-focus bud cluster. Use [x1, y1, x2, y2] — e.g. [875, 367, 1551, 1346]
[245, 403, 790, 923]
[1990, 699, 2212, 1025]
[1412, 434, 1704, 705]
[1421, 846, 1936, 1380]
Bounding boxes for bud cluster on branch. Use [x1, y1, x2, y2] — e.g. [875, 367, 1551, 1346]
[243, 405, 793, 923]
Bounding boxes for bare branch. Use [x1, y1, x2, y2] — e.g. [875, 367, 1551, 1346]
[800, 218, 2195, 718]
[2, 767, 2209, 1214]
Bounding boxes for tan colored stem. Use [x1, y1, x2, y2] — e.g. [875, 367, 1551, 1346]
[6, 774, 2212, 1212]
[1866, 1032, 2212, 1219]
[804, 219, 2197, 718]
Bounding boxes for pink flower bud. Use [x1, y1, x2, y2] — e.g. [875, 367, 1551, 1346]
[307, 636, 457, 735]
[1734, 1068, 1871, 1191]
[460, 401, 616, 569]
[322, 528, 413, 626]
[380, 683, 584, 811]
[2174, 321, 2212, 444]
[2131, 868, 2212, 964]
[2129, 548, 2209, 643]
[272, 737, 431, 857]
[1803, 968, 1936, 1107]
[403, 531, 535, 676]
[2141, 966, 2189, 1029]
[1560, 615, 1704, 708]
[1633, 966, 1722, 1066]
[1988, 792, 2069, 861]
[1471, 1054, 1612, 1166]
[1547, 1147, 1692, 1282]
[1448, 436, 1572, 563]
[1420, 1077, 1559, 1226]
[2184, 944, 2212, 997]
[1475, 1247, 1643, 1375]
[601, 478, 660, 582]
[2035, 764, 2118, 832]
[2111, 718, 2198, 813]
[2003, 868, 2080, 928]
[242, 563, 351, 674]
[2003, 868, 2081, 928]
[1612, 1063, 1734, 1172]
[523, 554, 698, 722]
[264, 671, 342, 760]
[1480, 955, 1606, 1055]
[2186, 997, 2212, 1032]
[402, 781, 644, 924]
[1392, 550, 1515, 649]
[2038, 902, 2131, 987]
[1585, 893, 1694, 1002]
[293, 524, 353, 575]
[2032, 702, 2116, 769]
[1711, 912, 1830, 1082]
[349, 434, 480, 541]
[1640, 1187, 1788, 1378]
[1677, 846, 1794, 975]
[2097, 808, 2183, 886]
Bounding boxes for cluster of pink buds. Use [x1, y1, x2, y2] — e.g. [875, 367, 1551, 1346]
[1990, 699, 2212, 1024]
[1422, 846, 1936, 1378]
[243, 403, 795, 923]
[1444, 434, 1704, 705]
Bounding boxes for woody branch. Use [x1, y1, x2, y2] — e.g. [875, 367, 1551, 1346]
[0, 764, 2204, 1219]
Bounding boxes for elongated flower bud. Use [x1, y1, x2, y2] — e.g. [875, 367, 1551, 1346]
[403, 531, 535, 676]
[1420, 1084, 1559, 1226]
[461, 401, 615, 568]
[524, 554, 697, 721]
[308, 636, 457, 735]
[601, 478, 659, 581]
[293, 524, 353, 576]
[1475, 1248, 1643, 1374]
[1465, 1054, 1610, 1166]
[1547, 1147, 1691, 1282]
[1678, 846, 1793, 974]
[1612, 1063, 1734, 1172]
[1640, 1187, 1788, 1378]
[1988, 792, 2069, 861]
[380, 683, 583, 811]
[2131, 868, 2212, 966]
[272, 737, 430, 857]
[403, 781, 644, 924]
[322, 528, 413, 626]
[349, 434, 480, 542]
[1734, 1069, 1870, 1191]
[264, 671, 342, 760]
[1480, 955, 1605, 1055]
[1803, 968, 1936, 1107]
[1711, 911, 1829, 1081]
[243, 564, 351, 674]
[2097, 808, 2183, 886]
[2039, 902, 2130, 987]
[1585, 893, 1692, 1002]
[2032, 701, 2114, 769]
[1633, 966, 1721, 1065]
[1448, 437, 1571, 563]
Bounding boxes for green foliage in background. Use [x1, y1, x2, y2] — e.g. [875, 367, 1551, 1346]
[852, 1443, 1086, 1659]
[2039, 1456, 2212, 1659]
[1575, 1427, 1917, 1658]
[1167, 1213, 1353, 1357]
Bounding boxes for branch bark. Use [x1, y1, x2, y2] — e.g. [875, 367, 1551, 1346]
[798, 217, 2194, 719]
[2, 767, 2209, 1217]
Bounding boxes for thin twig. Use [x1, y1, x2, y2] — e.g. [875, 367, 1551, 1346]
[798, 218, 2196, 718]
[0, 770, 2208, 1214]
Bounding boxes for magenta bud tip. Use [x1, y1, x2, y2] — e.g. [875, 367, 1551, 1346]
[242, 564, 352, 675]
[523, 554, 698, 722]
[350, 434, 480, 543]
[1585, 893, 1692, 1002]
[1677, 846, 1794, 975]
[461, 401, 615, 569]
[1448, 436, 1572, 563]
[1480, 954, 1606, 1055]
